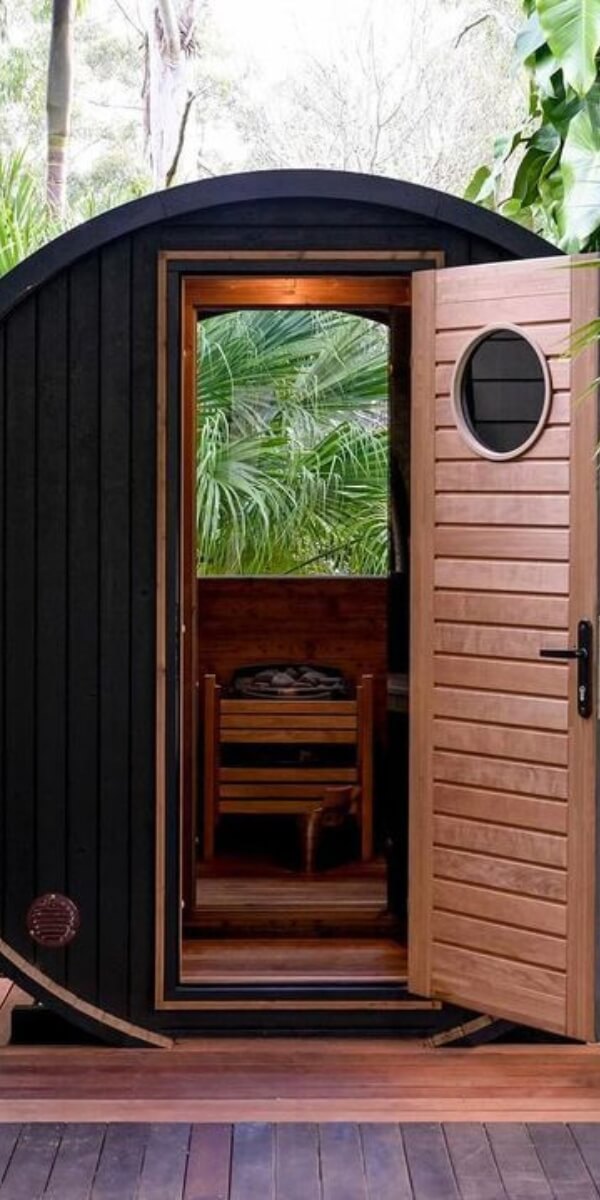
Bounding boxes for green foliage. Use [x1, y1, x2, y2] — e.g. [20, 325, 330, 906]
[196, 309, 390, 577]
[466, 0, 600, 250]
[0, 149, 56, 273]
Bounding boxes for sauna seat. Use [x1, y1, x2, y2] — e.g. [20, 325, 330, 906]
[202, 673, 374, 871]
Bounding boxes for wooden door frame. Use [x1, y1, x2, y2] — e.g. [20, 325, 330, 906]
[154, 249, 443, 1011]
[408, 259, 600, 1041]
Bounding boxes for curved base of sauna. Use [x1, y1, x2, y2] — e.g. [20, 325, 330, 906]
[0, 939, 480, 1044]
[0, 941, 172, 1049]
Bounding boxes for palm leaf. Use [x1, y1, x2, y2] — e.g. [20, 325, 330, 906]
[196, 309, 391, 576]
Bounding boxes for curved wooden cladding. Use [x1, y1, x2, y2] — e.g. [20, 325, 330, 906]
[434, 528, 569, 561]
[409, 256, 599, 1040]
[433, 688, 568, 731]
[433, 751, 568, 800]
[434, 494, 570, 526]
[435, 427, 570, 461]
[433, 784, 568, 833]
[434, 656, 568, 697]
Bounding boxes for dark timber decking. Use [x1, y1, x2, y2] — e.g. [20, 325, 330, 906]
[1, 1122, 600, 1198]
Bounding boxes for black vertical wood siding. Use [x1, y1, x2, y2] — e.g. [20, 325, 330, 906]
[66, 253, 101, 1000]
[4, 298, 37, 962]
[36, 275, 69, 984]
[0, 194, 553, 1036]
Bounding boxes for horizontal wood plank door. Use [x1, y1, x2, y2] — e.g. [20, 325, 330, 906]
[409, 256, 599, 1039]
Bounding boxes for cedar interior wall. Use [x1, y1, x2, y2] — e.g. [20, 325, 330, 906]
[0, 197, 530, 1035]
[196, 577, 388, 694]
[195, 577, 389, 788]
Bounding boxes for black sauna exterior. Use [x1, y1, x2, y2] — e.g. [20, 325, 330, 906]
[0, 171, 557, 1042]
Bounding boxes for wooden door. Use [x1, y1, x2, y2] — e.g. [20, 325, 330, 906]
[409, 256, 599, 1039]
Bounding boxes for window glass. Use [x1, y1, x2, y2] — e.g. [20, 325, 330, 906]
[459, 329, 547, 455]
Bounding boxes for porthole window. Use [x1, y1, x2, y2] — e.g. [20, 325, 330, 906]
[452, 325, 551, 460]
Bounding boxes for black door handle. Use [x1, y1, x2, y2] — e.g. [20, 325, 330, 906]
[540, 619, 592, 718]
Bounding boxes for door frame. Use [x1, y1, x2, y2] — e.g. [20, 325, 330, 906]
[154, 249, 442, 1011]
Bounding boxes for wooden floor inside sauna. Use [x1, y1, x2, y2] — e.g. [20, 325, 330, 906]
[181, 936, 407, 983]
[185, 855, 405, 982]
[192, 856, 392, 930]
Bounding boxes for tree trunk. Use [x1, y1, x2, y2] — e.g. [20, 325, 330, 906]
[46, 0, 75, 217]
[143, 0, 198, 189]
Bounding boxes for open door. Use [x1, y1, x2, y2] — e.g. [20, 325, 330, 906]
[409, 256, 599, 1039]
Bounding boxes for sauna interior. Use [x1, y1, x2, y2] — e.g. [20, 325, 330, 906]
[181, 279, 411, 989]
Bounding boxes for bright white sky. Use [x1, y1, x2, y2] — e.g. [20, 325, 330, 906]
[211, 0, 459, 84]
[216, 0, 358, 80]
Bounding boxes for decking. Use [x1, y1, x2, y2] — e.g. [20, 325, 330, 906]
[2, 1121, 600, 1198]
[3, 1040, 600, 1123]
[3, 976, 600, 1194]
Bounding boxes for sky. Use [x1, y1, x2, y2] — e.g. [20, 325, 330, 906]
[216, 0, 360, 78]
[211, 0, 457, 85]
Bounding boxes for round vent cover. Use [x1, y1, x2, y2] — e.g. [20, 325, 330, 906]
[26, 893, 80, 948]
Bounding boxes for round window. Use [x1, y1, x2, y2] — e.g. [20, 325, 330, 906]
[452, 325, 551, 460]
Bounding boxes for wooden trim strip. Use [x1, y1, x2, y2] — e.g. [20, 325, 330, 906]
[184, 275, 411, 309]
[408, 268, 436, 995]
[160, 249, 445, 265]
[566, 257, 599, 1041]
[0, 940, 172, 1048]
[154, 251, 169, 1010]
[155, 999, 442, 1011]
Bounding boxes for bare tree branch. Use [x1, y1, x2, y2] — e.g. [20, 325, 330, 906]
[165, 87, 196, 185]
[111, 0, 144, 38]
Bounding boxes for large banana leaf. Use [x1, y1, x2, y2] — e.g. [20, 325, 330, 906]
[559, 103, 600, 247]
[538, 0, 600, 96]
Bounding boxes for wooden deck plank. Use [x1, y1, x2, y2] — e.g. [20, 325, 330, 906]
[402, 1124, 460, 1199]
[137, 1124, 190, 1200]
[444, 1124, 507, 1200]
[0, 1124, 61, 1200]
[569, 1125, 600, 1189]
[319, 1124, 367, 1200]
[183, 1124, 231, 1200]
[275, 1124, 320, 1200]
[526, 1124, 599, 1199]
[44, 1125, 106, 1200]
[230, 1124, 274, 1200]
[90, 1124, 147, 1200]
[0, 1122, 596, 1197]
[2, 1042, 600, 1123]
[360, 1124, 413, 1200]
[485, 1124, 553, 1199]
[0, 1125, 22, 1188]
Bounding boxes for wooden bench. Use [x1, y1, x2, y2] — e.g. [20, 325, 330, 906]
[202, 673, 374, 871]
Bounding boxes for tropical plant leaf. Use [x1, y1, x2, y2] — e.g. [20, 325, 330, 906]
[515, 10, 547, 63]
[196, 309, 390, 576]
[538, 0, 600, 97]
[0, 150, 55, 276]
[464, 165, 494, 205]
[559, 103, 600, 247]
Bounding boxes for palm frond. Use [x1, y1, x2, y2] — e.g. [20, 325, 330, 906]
[196, 309, 391, 576]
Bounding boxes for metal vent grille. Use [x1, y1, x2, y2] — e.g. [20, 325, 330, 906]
[26, 893, 80, 948]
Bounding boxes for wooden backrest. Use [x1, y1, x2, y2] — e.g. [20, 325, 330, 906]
[219, 698, 359, 745]
[203, 673, 374, 858]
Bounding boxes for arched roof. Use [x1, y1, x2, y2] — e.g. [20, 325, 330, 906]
[0, 169, 557, 319]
